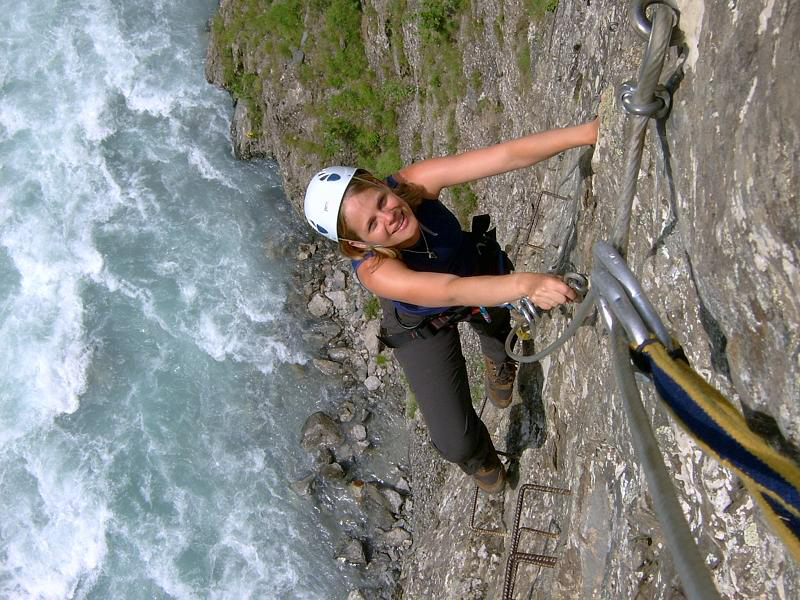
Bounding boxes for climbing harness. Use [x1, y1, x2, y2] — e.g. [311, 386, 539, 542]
[377, 305, 479, 349]
[470, 1, 800, 597]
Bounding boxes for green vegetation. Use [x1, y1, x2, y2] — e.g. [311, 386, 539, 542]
[525, 0, 559, 20]
[493, 1, 505, 48]
[212, 0, 408, 176]
[363, 295, 380, 320]
[375, 353, 388, 366]
[405, 388, 418, 419]
[418, 0, 464, 41]
[516, 0, 558, 92]
[446, 109, 459, 155]
[416, 0, 468, 114]
[470, 68, 483, 93]
[515, 25, 533, 90]
[450, 184, 479, 228]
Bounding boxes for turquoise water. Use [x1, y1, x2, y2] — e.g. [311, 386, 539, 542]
[0, 1, 356, 597]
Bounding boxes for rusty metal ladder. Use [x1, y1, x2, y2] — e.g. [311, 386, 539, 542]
[470, 480, 571, 600]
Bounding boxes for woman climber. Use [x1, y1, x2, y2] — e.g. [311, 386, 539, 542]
[303, 119, 598, 493]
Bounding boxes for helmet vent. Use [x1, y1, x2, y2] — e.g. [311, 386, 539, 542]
[318, 172, 341, 181]
[308, 220, 329, 235]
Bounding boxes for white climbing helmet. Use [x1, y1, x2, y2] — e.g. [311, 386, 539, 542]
[303, 166, 358, 242]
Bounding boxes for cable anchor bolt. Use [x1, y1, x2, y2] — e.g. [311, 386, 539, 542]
[618, 81, 672, 119]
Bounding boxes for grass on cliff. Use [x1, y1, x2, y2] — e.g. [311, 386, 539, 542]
[212, 0, 407, 177]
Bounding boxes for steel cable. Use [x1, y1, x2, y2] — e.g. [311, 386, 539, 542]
[506, 3, 677, 363]
[608, 318, 721, 600]
[612, 4, 676, 254]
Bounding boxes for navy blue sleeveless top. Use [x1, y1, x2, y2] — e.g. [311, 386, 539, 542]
[351, 175, 481, 316]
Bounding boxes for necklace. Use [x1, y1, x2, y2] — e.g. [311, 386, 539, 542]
[402, 226, 437, 259]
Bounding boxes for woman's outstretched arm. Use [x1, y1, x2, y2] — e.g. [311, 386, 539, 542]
[357, 257, 576, 310]
[396, 119, 598, 197]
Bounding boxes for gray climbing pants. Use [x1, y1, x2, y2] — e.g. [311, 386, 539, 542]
[380, 298, 511, 475]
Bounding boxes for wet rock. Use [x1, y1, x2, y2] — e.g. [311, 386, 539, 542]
[319, 462, 345, 480]
[311, 447, 334, 468]
[289, 473, 316, 497]
[327, 347, 352, 362]
[288, 363, 307, 377]
[349, 479, 366, 500]
[337, 537, 367, 566]
[310, 321, 341, 339]
[300, 412, 343, 450]
[312, 358, 344, 377]
[300, 332, 327, 350]
[351, 423, 367, 442]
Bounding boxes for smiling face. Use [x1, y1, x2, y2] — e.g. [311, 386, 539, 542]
[340, 183, 420, 249]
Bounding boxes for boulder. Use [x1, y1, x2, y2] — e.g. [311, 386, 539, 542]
[300, 412, 343, 451]
[336, 537, 368, 566]
[319, 462, 345, 480]
[289, 473, 316, 497]
[364, 375, 381, 392]
[361, 319, 381, 356]
[312, 358, 344, 377]
[325, 290, 349, 313]
[351, 423, 367, 441]
[327, 346, 352, 362]
[381, 488, 404, 515]
[307, 293, 332, 317]
[380, 527, 412, 548]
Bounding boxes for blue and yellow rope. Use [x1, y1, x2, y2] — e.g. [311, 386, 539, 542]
[635, 340, 800, 562]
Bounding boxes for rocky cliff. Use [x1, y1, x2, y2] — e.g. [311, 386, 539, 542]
[207, 0, 799, 598]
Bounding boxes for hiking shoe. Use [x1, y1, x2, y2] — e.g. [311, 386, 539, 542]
[473, 453, 506, 494]
[484, 357, 517, 408]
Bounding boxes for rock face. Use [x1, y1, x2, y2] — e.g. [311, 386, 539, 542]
[207, 1, 799, 598]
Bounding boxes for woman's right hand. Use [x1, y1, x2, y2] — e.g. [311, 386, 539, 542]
[516, 273, 577, 310]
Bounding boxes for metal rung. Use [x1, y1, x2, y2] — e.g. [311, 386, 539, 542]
[502, 482, 571, 600]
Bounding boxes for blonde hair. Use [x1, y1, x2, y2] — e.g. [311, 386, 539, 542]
[337, 170, 425, 267]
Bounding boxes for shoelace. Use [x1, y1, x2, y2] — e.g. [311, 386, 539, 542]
[490, 360, 516, 385]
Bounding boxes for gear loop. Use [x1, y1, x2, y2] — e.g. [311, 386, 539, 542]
[631, 0, 680, 43]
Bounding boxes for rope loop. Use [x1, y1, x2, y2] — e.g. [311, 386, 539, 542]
[630, 0, 680, 43]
